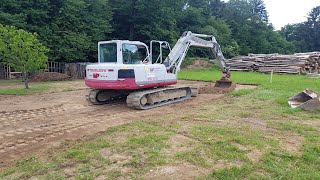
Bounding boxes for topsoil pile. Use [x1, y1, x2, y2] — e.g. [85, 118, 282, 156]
[31, 72, 70, 82]
[186, 60, 212, 69]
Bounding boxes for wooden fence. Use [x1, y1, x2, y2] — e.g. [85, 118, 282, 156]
[0, 62, 90, 80]
[47, 61, 66, 73]
[0, 64, 11, 80]
[65, 63, 89, 79]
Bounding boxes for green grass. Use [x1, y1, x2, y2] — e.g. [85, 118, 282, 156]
[0, 79, 86, 95]
[1, 70, 320, 179]
[201, 121, 320, 179]
[0, 85, 50, 95]
[0, 80, 22, 84]
[176, 125, 278, 168]
[180, 68, 320, 109]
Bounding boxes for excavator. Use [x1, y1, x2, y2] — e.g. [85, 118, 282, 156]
[85, 31, 234, 110]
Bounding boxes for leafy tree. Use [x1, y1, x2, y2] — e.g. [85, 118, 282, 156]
[306, 6, 320, 51]
[209, 0, 226, 18]
[0, 24, 48, 88]
[47, 0, 113, 62]
[280, 23, 310, 52]
[0, 0, 113, 62]
[177, 4, 240, 57]
[280, 6, 320, 52]
[0, 0, 301, 63]
[223, 0, 293, 55]
[249, 0, 268, 22]
[110, 0, 185, 43]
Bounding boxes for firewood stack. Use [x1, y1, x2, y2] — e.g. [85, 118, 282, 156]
[226, 52, 320, 74]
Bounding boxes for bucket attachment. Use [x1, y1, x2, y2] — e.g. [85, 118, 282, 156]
[288, 89, 320, 111]
[214, 80, 236, 89]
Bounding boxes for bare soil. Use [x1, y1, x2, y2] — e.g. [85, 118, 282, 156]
[185, 60, 212, 70]
[0, 80, 256, 168]
[199, 82, 237, 94]
[143, 163, 210, 180]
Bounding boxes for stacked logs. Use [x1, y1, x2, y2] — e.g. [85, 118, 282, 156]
[226, 52, 320, 74]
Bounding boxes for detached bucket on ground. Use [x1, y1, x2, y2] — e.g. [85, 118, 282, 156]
[288, 89, 320, 111]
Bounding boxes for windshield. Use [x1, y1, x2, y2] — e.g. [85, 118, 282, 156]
[99, 43, 117, 63]
[122, 44, 148, 64]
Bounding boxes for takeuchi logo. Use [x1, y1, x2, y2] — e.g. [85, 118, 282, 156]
[88, 69, 107, 72]
[93, 73, 100, 78]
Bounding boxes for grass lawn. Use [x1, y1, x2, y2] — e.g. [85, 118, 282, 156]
[0, 80, 87, 95]
[0, 85, 51, 95]
[0, 70, 319, 179]
[179, 69, 320, 106]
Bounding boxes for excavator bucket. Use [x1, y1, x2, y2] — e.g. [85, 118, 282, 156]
[288, 89, 320, 111]
[214, 80, 236, 89]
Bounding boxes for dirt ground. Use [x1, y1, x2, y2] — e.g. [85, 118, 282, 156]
[0, 80, 256, 168]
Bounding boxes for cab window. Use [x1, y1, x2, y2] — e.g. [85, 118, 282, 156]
[99, 43, 117, 63]
[122, 44, 148, 64]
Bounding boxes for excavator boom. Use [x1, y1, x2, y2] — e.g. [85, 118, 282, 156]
[162, 31, 233, 88]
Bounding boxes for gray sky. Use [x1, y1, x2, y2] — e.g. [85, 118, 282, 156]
[264, 0, 320, 30]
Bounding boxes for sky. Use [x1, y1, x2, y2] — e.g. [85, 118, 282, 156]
[264, 0, 320, 30]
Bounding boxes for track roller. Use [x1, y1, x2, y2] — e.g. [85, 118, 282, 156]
[87, 89, 126, 105]
[126, 86, 192, 110]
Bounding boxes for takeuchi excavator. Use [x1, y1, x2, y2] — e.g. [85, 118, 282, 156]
[85, 31, 234, 109]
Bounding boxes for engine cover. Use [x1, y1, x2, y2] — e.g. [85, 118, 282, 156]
[85, 63, 177, 90]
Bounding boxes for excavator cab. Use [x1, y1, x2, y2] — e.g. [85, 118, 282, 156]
[99, 40, 151, 65]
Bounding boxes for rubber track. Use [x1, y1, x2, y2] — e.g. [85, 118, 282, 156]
[126, 86, 192, 110]
[87, 89, 126, 105]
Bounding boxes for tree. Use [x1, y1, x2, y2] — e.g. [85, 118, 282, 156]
[306, 6, 320, 51]
[280, 6, 320, 52]
[222, 0, 293, 55]
[110, 0, 185, 43]
[0, 0, 297, 62]
[0, 0, 113, 62]
[177, 4, 240, 57]
[0, 24, 48, 88]
[249, 0, 268, 23]
[280, 23, 310, 52]
[47, 0, 113, 62]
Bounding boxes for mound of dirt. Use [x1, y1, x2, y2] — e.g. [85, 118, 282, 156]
[31, 72, 70, 82]
[186, 60, 213, 70]
[199, 82, 237, 94]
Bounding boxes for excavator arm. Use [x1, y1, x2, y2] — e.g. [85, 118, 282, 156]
[164, 31, 231, 80]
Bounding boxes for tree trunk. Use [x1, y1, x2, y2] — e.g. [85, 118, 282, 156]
[129, 0, 136, 40]
[23, 71, 29, 89]
[129, 23, 134, 40]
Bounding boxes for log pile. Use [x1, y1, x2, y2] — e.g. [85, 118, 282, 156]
[226, 52, 320, 74]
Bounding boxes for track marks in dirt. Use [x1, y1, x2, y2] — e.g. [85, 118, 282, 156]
[0, 105, 68, 125]
[0, 81, 257, 167]
[0, 101, 150, 166]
